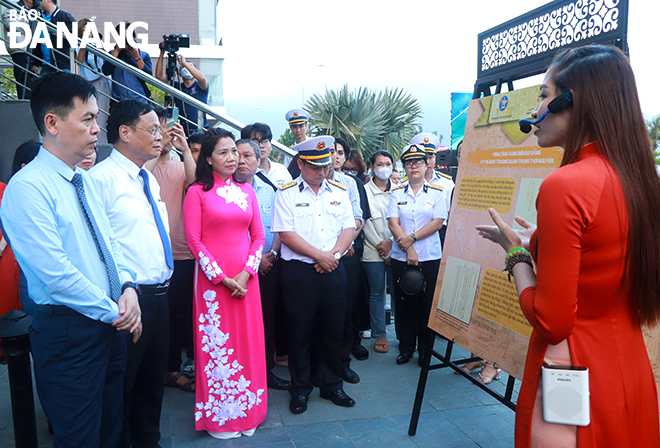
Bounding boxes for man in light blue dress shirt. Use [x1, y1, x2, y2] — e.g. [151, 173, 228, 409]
[0, 72, 141, 448]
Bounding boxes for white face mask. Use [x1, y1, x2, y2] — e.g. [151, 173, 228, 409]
[373, 166, 393, 181]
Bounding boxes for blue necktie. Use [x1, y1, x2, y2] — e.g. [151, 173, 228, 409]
[71, 173, 122, 301]
[139, 169, 174, 270]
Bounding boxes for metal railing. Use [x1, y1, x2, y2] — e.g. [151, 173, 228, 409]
[0, 0, 294, 157]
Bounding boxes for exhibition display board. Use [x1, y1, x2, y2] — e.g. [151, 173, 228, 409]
[429, 85, 660, 406]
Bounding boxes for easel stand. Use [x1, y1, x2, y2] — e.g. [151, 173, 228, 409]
[408, 332, 517, 436]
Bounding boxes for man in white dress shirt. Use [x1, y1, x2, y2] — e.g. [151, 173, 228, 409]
[90, 100, 173, 448]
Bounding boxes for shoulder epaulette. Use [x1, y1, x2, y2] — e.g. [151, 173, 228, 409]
[328, 179, 347, 190]
[392, 184, 407, 191]
[400, 176, 408, 183]
[278, 180, 297, 191]
[438, 171, 453, 180]
[428, 184, 444, 191]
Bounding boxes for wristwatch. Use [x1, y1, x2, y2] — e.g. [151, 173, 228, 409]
[411, 232, 417, 242]
[334, 252, 341, 260]
[271, 250, 279, 260]
[121, 281, 138, 295]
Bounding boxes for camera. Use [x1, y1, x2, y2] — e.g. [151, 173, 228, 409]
[162, 34, 190, 53]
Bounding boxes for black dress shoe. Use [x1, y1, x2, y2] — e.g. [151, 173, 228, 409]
[396, 353, 412, 365]
[289, 395, 308, 414]
[268, 371, 293, 390]
[341, 367, 360, 384]
[310, 368, 324, 388]
[320, 388, 355, 407]
[352, 343, 369, 361]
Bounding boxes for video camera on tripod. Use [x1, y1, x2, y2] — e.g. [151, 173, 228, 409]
[162, 33, 190, 53]
[160, 34, 191, 127]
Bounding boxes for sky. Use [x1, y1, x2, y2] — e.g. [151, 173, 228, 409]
[216, 0, 659, 147]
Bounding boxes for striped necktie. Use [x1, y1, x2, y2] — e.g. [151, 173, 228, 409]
[71, 173, 122, 301]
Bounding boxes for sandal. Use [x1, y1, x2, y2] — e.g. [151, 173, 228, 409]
[166, 371, 196, 392]
[374, 337, 389, 353]
[477, 362, 501, 385]
[455, 359, 486, 375]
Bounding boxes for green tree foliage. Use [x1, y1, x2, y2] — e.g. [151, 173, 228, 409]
[305, 84, 422, 161]
[646, 115, 660, 165]
[278, 128, 296, 148]
[271, 128, 296, 164]
[1, 68, 18, 98]
[147, 84, 166, 107]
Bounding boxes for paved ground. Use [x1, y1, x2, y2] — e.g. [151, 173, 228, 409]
[0, 327, 519, 447]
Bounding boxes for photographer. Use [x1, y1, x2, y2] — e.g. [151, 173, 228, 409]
[155, 38, 208, 135]
[30, 0, 76, 75]
[1, 0, 39, 98]
[102, 21, 153, 102]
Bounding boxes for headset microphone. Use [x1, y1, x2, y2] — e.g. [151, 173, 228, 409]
[519, 90, 573, 134]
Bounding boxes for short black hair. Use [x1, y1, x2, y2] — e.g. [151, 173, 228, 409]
[154, 105, 167, 120]
[195, 128, 236, 191]
[287, 153, 301, 179]
[30, 72, 97, 135]
[188, 130, 205, 146]
[370, 150, 394, 166]
[251, 122, 273, 141]
[240, 124, 253, 140]
[106, 100, 154, 144]
[11, 140, 41, 176]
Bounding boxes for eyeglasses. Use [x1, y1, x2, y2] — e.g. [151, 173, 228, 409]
[403, 159, 426, 168]
[132, 126, 164, 139]
[251, 138, 270, 145]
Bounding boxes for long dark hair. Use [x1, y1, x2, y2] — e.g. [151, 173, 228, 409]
[550, 45, 660, 325]
[194, 128, 235, 191]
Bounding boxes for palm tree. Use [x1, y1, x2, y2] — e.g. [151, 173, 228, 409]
[646, 115, 660, 165]
[305, 85, 423, 161]
[376, 88, 423, 158]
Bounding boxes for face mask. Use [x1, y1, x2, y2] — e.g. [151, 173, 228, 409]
[373, 167, 392, 181]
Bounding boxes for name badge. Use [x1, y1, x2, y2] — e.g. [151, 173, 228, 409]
[397, 201, 408, 205]
[295, 203, 310, 207]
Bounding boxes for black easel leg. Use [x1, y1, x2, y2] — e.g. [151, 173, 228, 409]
[407, 335, 435, 436]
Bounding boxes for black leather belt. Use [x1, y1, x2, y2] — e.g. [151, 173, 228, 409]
[137, 281, 170, 296]
[36, 304, 79, 316]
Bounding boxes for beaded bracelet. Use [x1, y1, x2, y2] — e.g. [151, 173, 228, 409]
[504, 248, 533, 282]
[506, 247, 529, 259]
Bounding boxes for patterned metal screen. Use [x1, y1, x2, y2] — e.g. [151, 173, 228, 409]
[475, 0, 628, 96]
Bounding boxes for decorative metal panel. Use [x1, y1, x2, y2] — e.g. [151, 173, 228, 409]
[476, 0, 628, 95]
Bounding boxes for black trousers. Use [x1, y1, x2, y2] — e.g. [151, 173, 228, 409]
[121, 292, 169, 448]
[391, 258, 441, 358]
[259, 258, 287, 372]
[167, 259, 195, 372]
[340, 252, 366, 367]
[281, 260, 347, 397]
[30, 305, 126, 448]
[11, 52, 33, 100]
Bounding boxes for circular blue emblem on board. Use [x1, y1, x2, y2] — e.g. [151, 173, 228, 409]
[499, 96, 509, 111]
